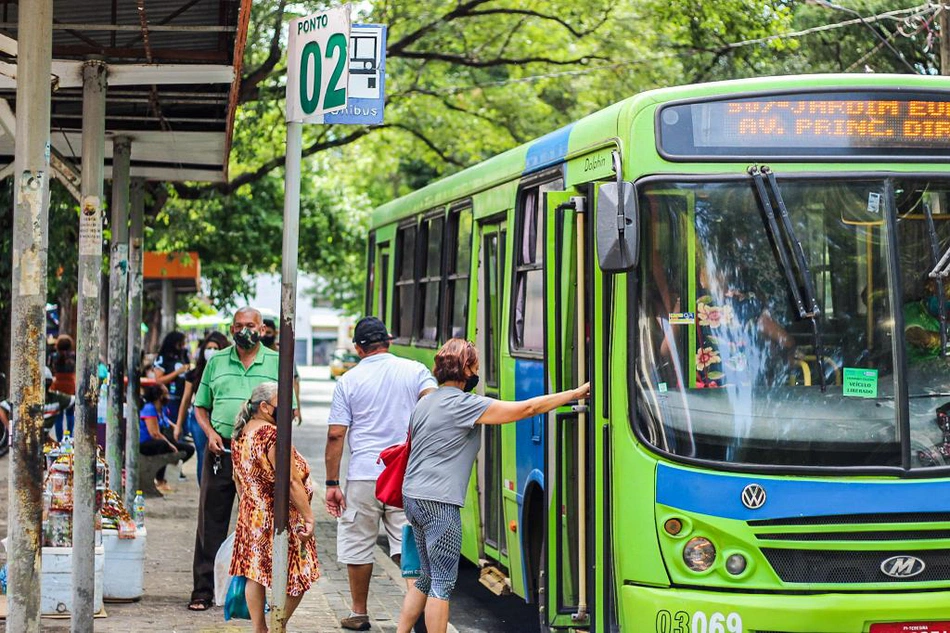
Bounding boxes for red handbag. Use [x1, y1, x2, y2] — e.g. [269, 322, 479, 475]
[376, 431, 410, 508]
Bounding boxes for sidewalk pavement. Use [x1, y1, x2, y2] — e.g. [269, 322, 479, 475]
[0, 460, 430, 632]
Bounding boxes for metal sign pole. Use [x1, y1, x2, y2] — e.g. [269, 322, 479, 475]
[72, 58, 107, 633]
[106, 136, 131, 494]
[6, 0, 54, 629]
[271, 119, 302, 633]
[125, 178, 145, 509]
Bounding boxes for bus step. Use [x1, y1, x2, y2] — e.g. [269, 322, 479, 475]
[478, 566, 511, 596]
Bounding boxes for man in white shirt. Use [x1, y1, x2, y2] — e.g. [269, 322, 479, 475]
[325, 317, 436, 631]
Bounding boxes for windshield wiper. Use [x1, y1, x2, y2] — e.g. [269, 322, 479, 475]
[748, 165, 826, 390]
[925, 202, 949, 357]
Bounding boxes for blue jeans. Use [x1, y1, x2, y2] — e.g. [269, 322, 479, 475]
[53, 409, 75, 442]
[186, 408, 208, 487]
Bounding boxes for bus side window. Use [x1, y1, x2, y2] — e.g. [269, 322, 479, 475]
[513, 179, 562, 353]
[444, 206, 473, 340]
[416, 213, 445, 344]
[378, 246, 390, 326]
[393, 223, 417, 341]
[364, 232, 376, 317]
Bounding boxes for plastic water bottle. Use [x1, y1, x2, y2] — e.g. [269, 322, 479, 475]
[97, 380, 108, 426]
[60, 429, 73, 454]
[133, 490, 146, 528]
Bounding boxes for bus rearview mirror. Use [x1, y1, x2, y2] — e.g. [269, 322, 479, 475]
[596, 181, 638, 272]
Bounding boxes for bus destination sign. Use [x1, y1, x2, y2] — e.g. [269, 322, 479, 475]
[658, 91, 950, 160]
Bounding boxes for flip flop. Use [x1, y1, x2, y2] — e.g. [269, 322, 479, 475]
[188, 598, 213, 611]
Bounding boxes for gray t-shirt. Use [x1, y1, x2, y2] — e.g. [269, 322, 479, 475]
[402, 387, 492, 507]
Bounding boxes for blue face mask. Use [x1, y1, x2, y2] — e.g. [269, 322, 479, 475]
[926, 295, 950, 317]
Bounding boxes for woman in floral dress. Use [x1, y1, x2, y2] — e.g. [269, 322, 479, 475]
[230, 382, 318, 633]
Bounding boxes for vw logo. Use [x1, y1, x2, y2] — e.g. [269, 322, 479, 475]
[880, 555, 926, 579]
[741, 483, 767, 509]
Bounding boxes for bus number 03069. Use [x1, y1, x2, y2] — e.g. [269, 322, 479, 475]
[656, 610, 743, 633]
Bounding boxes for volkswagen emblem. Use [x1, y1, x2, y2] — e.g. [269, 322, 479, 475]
[741, 483, 767, 509]
[880, 555, 926, 579]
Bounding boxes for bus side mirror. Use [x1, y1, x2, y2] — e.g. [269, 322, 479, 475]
[596, 181, 638, 272]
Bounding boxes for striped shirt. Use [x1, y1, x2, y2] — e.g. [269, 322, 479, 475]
[194, 344, 281, 439]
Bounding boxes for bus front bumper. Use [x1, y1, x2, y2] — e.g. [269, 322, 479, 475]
[621, 584, 950, 632]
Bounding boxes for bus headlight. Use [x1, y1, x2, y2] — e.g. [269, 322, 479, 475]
[725, 553, 747, 575]
[683, 537, 716, 572]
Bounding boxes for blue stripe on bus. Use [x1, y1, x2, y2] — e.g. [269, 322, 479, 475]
[655, 462, 950, 521]
[514, 359, 545, 499]
[524, 124, 574, 174]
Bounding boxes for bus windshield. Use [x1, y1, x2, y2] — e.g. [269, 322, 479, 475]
[635, 177, 950, 471]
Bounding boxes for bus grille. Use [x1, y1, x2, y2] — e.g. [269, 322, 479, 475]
[756, 529, 950, 541]
[749, 512, 950, 526]
[760, 547, 950, 584]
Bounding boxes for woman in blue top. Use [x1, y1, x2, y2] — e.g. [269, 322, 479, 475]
[140, 383, 195, 492]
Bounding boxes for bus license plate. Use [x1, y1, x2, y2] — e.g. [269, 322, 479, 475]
[870, 623, 950, 633]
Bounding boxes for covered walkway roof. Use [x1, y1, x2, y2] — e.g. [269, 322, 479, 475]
[0, 0, 251, 183]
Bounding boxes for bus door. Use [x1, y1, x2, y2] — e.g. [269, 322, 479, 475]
[476, 219, 508, 561]
[543, 189, 592, 629]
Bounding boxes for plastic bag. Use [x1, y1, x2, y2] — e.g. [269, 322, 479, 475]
[223, 575, 250, 621]
[214, 532, 235, 606]
[400, 524, 421, 579]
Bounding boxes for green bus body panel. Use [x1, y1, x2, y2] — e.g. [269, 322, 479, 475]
[366, 73, 950, 630]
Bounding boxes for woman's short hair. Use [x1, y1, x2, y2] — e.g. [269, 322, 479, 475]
[142, 384, 165, 405]
[433, 338, 478, 384]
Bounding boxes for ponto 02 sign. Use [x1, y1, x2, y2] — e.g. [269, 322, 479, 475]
[286, 6, 351, 122]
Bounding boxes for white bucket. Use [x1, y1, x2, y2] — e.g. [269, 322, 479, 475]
[102, 527, 146, 600]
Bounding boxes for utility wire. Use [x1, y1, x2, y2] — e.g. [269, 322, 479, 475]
[807, 0, 918, 73]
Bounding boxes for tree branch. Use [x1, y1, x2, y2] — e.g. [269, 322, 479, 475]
[239, 0, 288, 104]
[387, 123, 465, 166]
[387, 0, 494, 56]
[395, 50, 606, 67]
[171, 127, 376, 199]
[464, 7, 612, 38]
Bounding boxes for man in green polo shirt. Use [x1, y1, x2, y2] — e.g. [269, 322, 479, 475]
[189, 306, 281, 611]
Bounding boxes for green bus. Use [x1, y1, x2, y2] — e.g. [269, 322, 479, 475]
[365, 74, 950, 632]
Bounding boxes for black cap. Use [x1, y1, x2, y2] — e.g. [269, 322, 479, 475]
[262, 317, 277, 329]
[353, 316, 393, 346]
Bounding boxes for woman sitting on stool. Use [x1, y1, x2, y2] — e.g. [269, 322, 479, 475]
[140, 383, 195, 493]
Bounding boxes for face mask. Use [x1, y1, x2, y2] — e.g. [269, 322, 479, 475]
[233, 327, 260, 350]
[260, 334, 277, 348]
[463, 374, 480, 393]
[266, 403, 283, 422]
[203, 348, 218, 362]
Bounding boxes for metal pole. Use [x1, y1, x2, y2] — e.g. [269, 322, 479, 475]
[271, 119, 302, 633]
[6, 0, 54, 629]
[941, 5, 950, 76]
[72, 58, 107, 633]
[106, 136, 131, 494]
[125, 178, 145, 509]
[161, 278, 176, 336]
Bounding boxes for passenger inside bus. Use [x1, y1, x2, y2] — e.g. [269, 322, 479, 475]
[904, 277, 950, 362]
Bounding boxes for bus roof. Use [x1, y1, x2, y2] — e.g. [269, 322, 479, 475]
[371, 73, 950, 229]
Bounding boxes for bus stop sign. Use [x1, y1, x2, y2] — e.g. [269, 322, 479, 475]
[286, 6, 351, 123]
[324, 24, 387, 126]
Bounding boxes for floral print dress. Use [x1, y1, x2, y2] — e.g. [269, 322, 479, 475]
[230, 423, 319, 595]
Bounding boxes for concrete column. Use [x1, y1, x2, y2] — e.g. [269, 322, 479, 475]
[124, 178, 145, 510]
[6, 0, 54, 630]
[106, 136, 130, 494]
[72, 58, 107, 633]
[161, 278, 176, 336]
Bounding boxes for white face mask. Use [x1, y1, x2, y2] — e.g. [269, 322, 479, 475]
[204, 348, 218, 362]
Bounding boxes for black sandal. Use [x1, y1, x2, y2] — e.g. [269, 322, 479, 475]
[188, 598, 212, 611]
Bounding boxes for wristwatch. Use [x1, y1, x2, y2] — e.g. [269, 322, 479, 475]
[325, 479, 340, 487]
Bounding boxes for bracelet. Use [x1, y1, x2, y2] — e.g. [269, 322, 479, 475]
[325, 479, 340, 487]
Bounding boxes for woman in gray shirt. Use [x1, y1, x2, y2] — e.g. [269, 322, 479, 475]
[396, 339, 589, 633]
